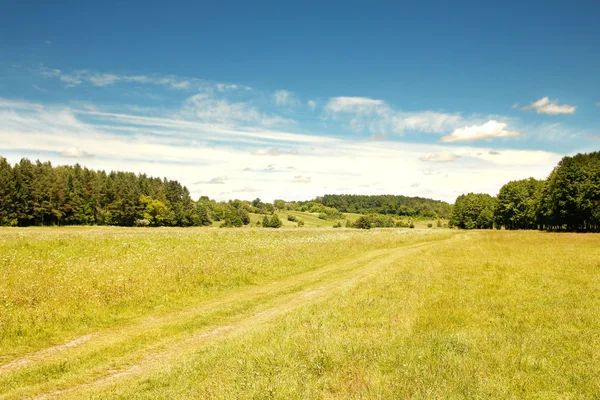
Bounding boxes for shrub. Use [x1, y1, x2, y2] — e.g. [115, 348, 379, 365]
[353, 216, 372, 229]
[134, 219, 150, 227]
[287, 215, 298, 222]
[297, 220, 304, 227]
[427, 223, 433, 228]
[270, 214, 282, 228]
[263, 214, 282, 228]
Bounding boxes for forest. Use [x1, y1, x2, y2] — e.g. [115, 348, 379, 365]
[450, 151, 600, 232]
[310, 194, 453, 218]
[1, 151, 599, 232]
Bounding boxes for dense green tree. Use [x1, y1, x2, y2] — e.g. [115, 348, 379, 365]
[194, 199, 213, 226]
[537, 152, 600, 231]
[451, 193, 496, 229]
[262, 214, 282, 228]
[494, 178, 544, 229]
[273, 199, 286, 210]
[310, 194, 452, 219]
[140, 195, 170, 226]
[0, 157, 16, 225]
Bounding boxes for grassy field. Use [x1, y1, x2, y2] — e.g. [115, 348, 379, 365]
[1, 228, 600, 398]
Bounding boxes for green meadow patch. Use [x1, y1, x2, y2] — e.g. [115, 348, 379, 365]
[1, 228, 600, 399]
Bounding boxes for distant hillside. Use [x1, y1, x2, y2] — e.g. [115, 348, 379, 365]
[310, 194, 453, 219]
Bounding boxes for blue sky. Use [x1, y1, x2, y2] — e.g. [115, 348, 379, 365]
[1, 0, 598, 202]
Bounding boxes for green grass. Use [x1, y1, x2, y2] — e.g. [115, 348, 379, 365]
[2, 229, 600, 398]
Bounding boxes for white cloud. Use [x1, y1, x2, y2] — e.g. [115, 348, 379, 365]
[420, 152, 460, 162]
[216, 83, 238, 92]
[325, 96, 385, 113]
[292, 176, 311, 183]
[251, 147, 282, 156]
[41, 67, 194, 90]
[0, 97, 564, 204]
[325, 96, 464, 135]
[182, 94, 295, 127]
[307, 100, 317, 110]
[512, 103, 519, 109]
[391, 112, 463, 133]
[440, 120, 520, 143]
[171, 80, 191, 89]
[521, 97, 576, 115]
[233, 186, 260, 193]
[61, 148, 91, 158]
[274, 90, 298, 106]
[195, 176, 227, 184]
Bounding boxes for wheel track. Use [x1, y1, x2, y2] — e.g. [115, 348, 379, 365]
[0, 234, 461, 400]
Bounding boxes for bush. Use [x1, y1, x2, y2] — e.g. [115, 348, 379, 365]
[333, 221, 342, 228]
[287, 214, 298, 222]
[262, 214, 282, 228]
[134, 219, 150, 227]
[395, 220, 408, 228]
[297, 220, 304, 227]
[427, 223, 433, 228]
[353, 216, 372, 229]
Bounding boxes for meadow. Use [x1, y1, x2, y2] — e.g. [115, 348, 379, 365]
[1, 227, 599, 398]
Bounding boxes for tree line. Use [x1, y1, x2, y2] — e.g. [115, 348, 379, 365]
[309, 194, 452, 218]
[450, 152, 600, 232]
[0, 157, 276, 227]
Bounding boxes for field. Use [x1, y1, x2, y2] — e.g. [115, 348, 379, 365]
[1, 227, 600, 398]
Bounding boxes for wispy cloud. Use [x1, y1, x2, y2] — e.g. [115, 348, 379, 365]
[292, 176, 311, 183]
[521, 97, 576, 115]
[273, 90, 298, 106]
[61, 147, 92, 158]
[181, 93, 295, 127]
[41, 67, 197, 90]
[420, 152, 460, 162]
[195, 176, 227, 184]
[307, 100, 317, 110]
[251, 147, 282, 156]
[440, 120, 520, 143]
[325, 96, 464, 135]
[233, 186, 260, 193]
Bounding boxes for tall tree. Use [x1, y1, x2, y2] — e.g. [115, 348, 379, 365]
[450, 193, 496, 229]
[0, 157, 16, 226]
[494, 178, 544, 230]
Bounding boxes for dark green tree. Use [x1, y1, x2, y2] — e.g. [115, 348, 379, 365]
[451, 193, 496, 229]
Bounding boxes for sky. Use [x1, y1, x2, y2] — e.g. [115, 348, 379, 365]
[1, 0, 599, 203]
